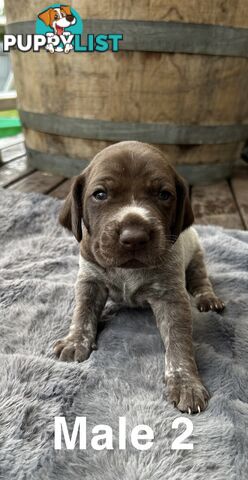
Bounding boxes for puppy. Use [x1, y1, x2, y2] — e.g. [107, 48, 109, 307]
[54, 141, 224, 413]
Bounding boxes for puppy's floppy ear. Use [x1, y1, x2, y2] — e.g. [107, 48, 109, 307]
[59, 174, 86, 242]
[171, 172, 194, 239]
[38, 9, 51, 26]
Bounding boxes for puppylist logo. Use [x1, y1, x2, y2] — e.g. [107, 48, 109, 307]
[4, 4, 123, 54]
[36, 4, 82, 54]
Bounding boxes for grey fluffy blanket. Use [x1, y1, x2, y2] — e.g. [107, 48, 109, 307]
[0, 188, 248, 480]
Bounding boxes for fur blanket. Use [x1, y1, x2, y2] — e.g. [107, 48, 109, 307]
[0, 188, 247, 480]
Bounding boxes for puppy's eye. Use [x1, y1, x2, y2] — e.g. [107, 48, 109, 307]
[92, 190, 108, 201]
[54, 14, 59, 19]
[158, 190, 172, 201]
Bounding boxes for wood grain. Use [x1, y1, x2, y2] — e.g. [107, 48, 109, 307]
[10, 50, 248, 125]
[0, 156, 34, 187]
[0, 91, 17, 111]
[231, 169, 248, 229]
[191, 181, 244, 229]
[0, 134, 24, 150]
[6, 0, 248, 180]
[5, 0, 248, 28]
[24, 129, 243, 166]
[7, 171, 64, 194]
[49, 179, 73, 199]
[0, 142, 26, 163]
[76, 1, 248, 28]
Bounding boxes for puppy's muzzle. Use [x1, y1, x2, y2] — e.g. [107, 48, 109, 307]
[119, 225, 150, 250]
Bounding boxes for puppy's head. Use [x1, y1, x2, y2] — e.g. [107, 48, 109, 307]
[59, 141, 194, 268]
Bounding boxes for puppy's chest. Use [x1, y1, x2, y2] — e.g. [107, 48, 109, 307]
[105, 269, 163, 306]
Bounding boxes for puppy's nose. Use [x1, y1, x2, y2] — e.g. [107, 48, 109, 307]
[119, 227, 150, 249]
[66, 15, 74, 21]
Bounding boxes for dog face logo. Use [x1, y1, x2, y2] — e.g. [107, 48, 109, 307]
[38, 6, 76, 36]
[36, 4, 82, 53]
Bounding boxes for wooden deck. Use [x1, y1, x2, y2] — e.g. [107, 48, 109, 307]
[0, 134, 247, 230]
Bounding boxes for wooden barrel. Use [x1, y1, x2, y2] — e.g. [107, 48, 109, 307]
[5, 0, 248, 184]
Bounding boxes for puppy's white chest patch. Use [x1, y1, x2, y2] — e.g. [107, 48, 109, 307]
[107, 269, 144, 306]
[79, 256, 144, 306]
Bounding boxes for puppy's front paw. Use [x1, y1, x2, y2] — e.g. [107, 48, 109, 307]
[53, 336, 96, 362]
[166, 373, 209, 414]
[196, 293, 225, 313]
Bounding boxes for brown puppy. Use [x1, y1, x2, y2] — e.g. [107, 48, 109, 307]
[54, 141, 224, 414]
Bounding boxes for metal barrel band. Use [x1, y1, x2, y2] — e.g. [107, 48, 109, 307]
[6, 18, 248, 57]
[27, 147, 234, 185]
[20, 110, 248, 145]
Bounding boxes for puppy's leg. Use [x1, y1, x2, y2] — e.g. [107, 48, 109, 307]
[150, 294, 209, 413]
[54, 276, 108, 362]
[186, 248, 225, 313]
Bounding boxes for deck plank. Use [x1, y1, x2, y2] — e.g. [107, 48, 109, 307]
[49, 178, 73, 199]
[0, 142, 26, 163]
[7, 170, 64, 194]
[2, 135, 246, 230]
[191, 180, 244, 229]
[0, 134, 24, 151]
[231, 169, 248, 230]
[0, 156, 34, 187]
[0, 91, 17, 111]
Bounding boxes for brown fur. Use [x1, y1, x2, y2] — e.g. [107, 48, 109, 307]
[59, 142, 193, 267]
[55, 141, 224, 413]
